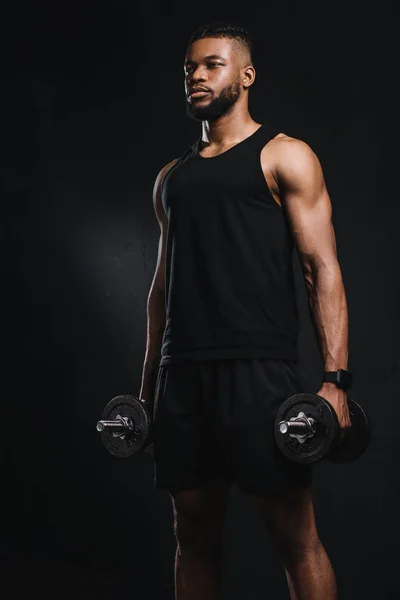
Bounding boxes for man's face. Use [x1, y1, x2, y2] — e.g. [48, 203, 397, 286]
[184, 37, 243, 121]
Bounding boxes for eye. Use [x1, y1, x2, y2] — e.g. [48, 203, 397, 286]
[208, 62, 220, 68]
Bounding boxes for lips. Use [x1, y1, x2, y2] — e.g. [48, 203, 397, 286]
[189, 88, 211, 98]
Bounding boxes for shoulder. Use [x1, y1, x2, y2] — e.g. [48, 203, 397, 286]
[152, 159, 179, 222]
[269, 133, 318, 162]
[153, 158, 179, 197]
[265, 133, 322, 183]
[154, 158, 179, 189]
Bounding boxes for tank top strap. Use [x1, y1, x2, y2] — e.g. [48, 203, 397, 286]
[179, 142, 198, 162]
[248, 123, 281, 153]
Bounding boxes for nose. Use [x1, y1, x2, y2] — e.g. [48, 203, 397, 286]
[188, 65, 207, 83]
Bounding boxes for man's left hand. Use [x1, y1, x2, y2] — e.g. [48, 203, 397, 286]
[315, 383, 352, 438]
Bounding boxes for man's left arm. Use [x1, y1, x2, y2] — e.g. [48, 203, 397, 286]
[274, 136, 351, 431]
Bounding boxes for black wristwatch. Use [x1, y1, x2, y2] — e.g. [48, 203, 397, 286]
[323, 369, 353, 390]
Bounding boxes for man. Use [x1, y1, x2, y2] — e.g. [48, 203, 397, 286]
[140, 22, 352, 600]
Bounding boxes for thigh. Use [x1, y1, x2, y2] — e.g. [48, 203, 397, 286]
[212, 358, 312, 496]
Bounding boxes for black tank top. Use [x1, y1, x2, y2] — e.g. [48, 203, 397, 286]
[159, 124, 299, 366]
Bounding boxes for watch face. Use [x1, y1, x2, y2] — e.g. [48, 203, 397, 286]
[339, 370, 352, 388]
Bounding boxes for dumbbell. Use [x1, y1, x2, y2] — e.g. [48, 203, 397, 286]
[97, 392, 371, 466]
[274, 393, 371, 465]
[96, 395, 153, 458]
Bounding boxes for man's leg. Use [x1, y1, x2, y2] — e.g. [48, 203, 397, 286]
[170, 478, 231, 600]
[250, 485, 338, 600]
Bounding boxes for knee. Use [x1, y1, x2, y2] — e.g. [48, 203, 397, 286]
[170, 483, 229, 553]
[273, 532, 321, 565]
[173, 509, 224, 552]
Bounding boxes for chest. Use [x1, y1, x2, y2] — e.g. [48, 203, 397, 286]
[162, 151, 273, 217]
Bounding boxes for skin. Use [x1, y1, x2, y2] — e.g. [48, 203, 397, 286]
[143, 35, 352, 600]
[183, 36, 350, 430]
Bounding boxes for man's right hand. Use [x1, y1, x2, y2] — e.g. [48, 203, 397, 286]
[139, 390, 155, 421]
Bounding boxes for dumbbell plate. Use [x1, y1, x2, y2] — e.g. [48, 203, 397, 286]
[99, 395, 151, 458]
[327, 398, 371, 463]
[274, 393, 339, 465]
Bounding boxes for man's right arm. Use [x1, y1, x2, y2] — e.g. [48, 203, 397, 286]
[139, 159, 177, 405]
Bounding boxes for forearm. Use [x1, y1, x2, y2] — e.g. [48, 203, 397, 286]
[140, 287, 166, 400]
[306, 263, 349, 371]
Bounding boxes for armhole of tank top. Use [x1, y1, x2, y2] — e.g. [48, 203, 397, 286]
[255, 129, 283, 212]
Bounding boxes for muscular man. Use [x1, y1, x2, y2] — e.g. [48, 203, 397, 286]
[140, 22, 351, 600]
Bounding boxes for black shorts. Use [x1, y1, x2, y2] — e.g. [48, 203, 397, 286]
[152, 358, 312, 496]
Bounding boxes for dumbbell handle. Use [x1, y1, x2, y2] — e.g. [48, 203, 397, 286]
[279, 414, 315, 436]
[96, 416, 132, 433]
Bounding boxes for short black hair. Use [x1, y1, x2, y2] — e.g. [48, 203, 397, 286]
[187, 22, 254, 65]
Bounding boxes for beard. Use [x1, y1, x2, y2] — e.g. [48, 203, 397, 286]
[186, 80, 241, 122]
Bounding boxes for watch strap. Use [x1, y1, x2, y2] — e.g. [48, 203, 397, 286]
[323, 369, 353, 390]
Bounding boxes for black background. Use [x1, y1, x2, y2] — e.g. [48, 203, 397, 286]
[2, 1, 397, 598]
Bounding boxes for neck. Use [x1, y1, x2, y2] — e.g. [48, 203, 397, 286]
[200, 108, 260, 147]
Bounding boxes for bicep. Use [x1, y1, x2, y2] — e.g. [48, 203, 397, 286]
[277, 141, 338, 274]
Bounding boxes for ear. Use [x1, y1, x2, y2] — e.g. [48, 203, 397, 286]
[242, 65, 256, 88]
